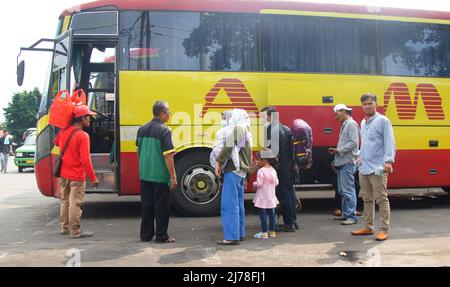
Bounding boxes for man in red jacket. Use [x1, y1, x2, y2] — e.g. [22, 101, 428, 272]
[54, 105, 99, 239]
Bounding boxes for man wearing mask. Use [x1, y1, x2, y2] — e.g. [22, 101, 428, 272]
[261, 106, 297, 232]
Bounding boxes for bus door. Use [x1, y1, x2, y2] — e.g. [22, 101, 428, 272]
[67, 10, 119, 193]
[76, 43, 117, 193]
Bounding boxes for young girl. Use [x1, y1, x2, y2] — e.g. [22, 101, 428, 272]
[253, 151, 279, 239]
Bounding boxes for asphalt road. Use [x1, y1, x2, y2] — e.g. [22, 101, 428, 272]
[1, 158, 450, 267]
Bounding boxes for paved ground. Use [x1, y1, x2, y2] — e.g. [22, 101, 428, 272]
[1, 158, 450, 267]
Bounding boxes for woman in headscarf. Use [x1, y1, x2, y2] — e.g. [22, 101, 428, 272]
[210, 111, 233, 168]
[215, 109, 253, 245]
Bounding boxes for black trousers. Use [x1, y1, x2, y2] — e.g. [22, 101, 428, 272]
[276, 176, 296, 226]
[140, 180, 171, 242]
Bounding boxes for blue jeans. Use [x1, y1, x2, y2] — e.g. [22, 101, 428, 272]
[259, 208, 276, 233]
[337, 163, 358, 222]
[0, 153, 9, 172]
[221, 172, 245, 241]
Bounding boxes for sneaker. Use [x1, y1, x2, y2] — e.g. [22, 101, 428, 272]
[341, 219, 357, 226]
[254, 232, 269, 239]
[268, 231, 277, 238]
[334, 216, 347, 221]
[71, 231, 94, 239]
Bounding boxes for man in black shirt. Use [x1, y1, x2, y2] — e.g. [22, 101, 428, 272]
[261, 107, 297, 232]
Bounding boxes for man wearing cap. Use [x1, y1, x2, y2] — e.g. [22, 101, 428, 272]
[328, 104, 360, 226]
[54, 105, 99, 239]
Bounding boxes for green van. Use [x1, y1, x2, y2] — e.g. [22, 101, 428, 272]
[14, 133, 36, 173]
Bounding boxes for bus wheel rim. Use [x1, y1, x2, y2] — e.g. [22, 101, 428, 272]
[181, 165, 219, 205]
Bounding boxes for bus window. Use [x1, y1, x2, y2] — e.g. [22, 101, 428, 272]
[378, 21, 450, 77]
[261, 14, 378, 74]
[90, 47, 116, 63]
[89, 71, 115, 90]
[71, 11, 118, 36]
[119, 11, 259, 71]
[53, 36, 70, 71]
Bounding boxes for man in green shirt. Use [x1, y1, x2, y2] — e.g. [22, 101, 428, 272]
[136, 101, 177, 244]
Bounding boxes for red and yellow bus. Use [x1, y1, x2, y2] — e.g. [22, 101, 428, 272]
[18, 0, 450, 216]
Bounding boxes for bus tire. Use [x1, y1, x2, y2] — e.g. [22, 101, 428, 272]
[443, 187, 450, 194]
[172, 150, 221, 217]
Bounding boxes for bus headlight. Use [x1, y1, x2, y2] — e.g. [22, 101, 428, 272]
[16, 153, 23, 157]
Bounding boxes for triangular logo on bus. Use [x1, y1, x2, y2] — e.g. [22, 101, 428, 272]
[200, 79, 259, 118]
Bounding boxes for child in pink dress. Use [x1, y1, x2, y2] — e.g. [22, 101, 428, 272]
[253, 151, 279, 239]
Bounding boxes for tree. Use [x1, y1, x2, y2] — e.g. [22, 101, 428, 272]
[3, 88, 41, 141]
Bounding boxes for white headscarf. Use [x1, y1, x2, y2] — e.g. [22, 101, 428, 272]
[222, 110, 233, 127]
[229, 109, 251, 129]
[228, 109, 252, 147]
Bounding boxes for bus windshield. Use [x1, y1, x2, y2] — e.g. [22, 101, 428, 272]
[24, 134, 37, 146]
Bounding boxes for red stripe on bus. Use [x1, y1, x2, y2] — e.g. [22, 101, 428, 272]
[118, 148, 450, 195]
[35, 156, 54, 197]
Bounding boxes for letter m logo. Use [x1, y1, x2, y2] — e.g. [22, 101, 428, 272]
[384, 83, 445, 120]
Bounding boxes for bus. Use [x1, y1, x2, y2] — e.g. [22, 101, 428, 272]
[18, 0, 450, 217]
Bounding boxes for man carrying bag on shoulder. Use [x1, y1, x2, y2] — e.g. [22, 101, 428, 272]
[54, 105, 99, 239]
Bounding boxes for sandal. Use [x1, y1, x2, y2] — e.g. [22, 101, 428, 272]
[334, 209, 343, 217]
[156, 237, 176, 244]
[217, 240, 240, 246]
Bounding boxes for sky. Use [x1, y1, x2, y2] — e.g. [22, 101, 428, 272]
[0, 0, 449, 122]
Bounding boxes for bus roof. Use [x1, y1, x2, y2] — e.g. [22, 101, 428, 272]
[61, 0, 450, 21]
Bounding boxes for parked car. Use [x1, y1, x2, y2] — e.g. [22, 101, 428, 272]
[14, 133, 36, 173]
[22, 128, 37, 142]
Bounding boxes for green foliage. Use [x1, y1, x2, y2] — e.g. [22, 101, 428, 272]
[3, 88, 41, 141]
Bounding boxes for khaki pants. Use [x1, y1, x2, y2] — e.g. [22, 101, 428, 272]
[359, 174, 390, 233]
[60, 178, 86, 237]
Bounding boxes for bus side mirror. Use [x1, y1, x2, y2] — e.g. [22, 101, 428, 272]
[17, 60, 25, 86]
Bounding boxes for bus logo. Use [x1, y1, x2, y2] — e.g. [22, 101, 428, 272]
[201, 79, 259, 118]
[384, 83, 445, 120]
